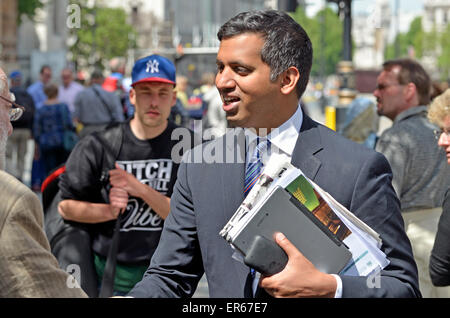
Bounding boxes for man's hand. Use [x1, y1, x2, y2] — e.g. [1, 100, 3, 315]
[109, 186, 128, 219]
[259, 232, 337, 298]
[109, 163, 170, 220]
[109, 163, 144, 198]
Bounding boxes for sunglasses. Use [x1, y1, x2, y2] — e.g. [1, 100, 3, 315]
[375, 83, 404, 91]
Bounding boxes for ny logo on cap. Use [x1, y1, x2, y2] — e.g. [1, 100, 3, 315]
[146, 60, 160, 73]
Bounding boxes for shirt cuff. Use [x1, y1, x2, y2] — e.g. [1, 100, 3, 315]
[331, 274, 343, 298]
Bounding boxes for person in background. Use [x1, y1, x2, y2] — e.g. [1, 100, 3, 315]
[28, 65, 52, 191]
[27, 65, 52, 110]
[374, 58, 450, 297]
[175, 75, 189, 109]
[0, 66, 87, 298]
[73, 70, 124, 138]
[33, 84, 73, 177]
[339, 97, 379, 149]
[5, 70, 35, 183]
[203, 75, 227, 137]
[103, 57, 129, 119]
[58, 67, 84, 115]
[428, 89, 450, 290]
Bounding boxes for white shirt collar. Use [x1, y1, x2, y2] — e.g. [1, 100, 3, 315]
[244, 104, 303, 159]
[268, 104, 303, 157]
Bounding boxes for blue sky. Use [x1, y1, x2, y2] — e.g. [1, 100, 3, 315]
[353, 0, 424, 15]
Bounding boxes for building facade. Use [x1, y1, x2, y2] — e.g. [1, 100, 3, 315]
[0, 0, 19, 72]
[352, 0, 391, 70]
[423, 0, 450, 33]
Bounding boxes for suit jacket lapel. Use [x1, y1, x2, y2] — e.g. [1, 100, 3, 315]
[217, 128, 249, 292]
[291, 114, 323, 182]
[219, 128, 246, 224]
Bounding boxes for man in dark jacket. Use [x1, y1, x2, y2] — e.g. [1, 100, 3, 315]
[6, 71, 35, 182]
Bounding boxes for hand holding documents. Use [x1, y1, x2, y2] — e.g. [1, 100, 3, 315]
[219, 153, 390, 276]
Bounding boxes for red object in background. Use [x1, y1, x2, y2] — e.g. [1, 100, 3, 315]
[188, 96, 203, 109]
[102, 76, 118, 92]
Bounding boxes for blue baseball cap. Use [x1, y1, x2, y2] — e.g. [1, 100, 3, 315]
[131, 54, 176, 87]
[9, 70, 22, 79]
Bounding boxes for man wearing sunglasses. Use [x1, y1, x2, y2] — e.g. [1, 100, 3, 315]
[0, 66, 87, 297]
[374, 58, 450, 298]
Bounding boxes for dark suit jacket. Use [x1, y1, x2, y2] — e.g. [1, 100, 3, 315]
[128, 115, 420, 298]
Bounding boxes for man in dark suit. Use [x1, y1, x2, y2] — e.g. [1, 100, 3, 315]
[127, 10, 420, 298]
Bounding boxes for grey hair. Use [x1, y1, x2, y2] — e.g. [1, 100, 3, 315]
[217, 10, 313, 99]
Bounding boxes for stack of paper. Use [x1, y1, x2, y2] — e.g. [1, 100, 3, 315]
[219, 153, 389, 276]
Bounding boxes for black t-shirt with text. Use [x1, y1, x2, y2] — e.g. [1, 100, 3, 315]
[60, 120, 190, 265]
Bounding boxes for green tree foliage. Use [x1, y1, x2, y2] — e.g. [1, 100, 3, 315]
[437, 24, 450, 80]
[18, 0, 44, 22]
[385, 16, 450, 80]
[385, 17, 424, 59]
[290, 6, 343, 77]
[69, 0, 137, 70]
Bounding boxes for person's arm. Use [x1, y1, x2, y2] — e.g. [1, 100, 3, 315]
[58, 133, 111, 222]
[0, 190, 87, 298]
[375, 132, 407, 197]
[109, 163, 170, 220]
[58, 199, 119, 223]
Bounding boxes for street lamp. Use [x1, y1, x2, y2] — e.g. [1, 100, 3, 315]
[326, 0, 357, 131]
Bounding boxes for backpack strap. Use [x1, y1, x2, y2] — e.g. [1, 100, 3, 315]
[92, 85, 116, 122]
[92, 123, 125, 298]
[92, 124, 124, 200]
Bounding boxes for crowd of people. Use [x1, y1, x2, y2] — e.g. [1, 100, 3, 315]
[5, 64, 226, 191]
[0, 9, 449, 299]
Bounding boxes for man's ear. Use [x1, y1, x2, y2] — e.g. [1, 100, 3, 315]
[280, 66, 300, 95]
[404, 82, 417, 103]
[129, 88, 136, 105]
[171, 88, 177, 108]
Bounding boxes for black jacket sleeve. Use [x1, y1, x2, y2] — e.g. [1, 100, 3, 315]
[58, 134, 106, 203]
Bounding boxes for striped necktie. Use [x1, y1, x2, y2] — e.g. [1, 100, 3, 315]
[243, 139, 271, 297]
[244, 137, 270, 197]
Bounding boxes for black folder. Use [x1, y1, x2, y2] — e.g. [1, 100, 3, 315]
[232, 186, 352, 275]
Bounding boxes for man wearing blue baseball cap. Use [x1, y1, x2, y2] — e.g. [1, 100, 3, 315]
[57, 54, 193, 296]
